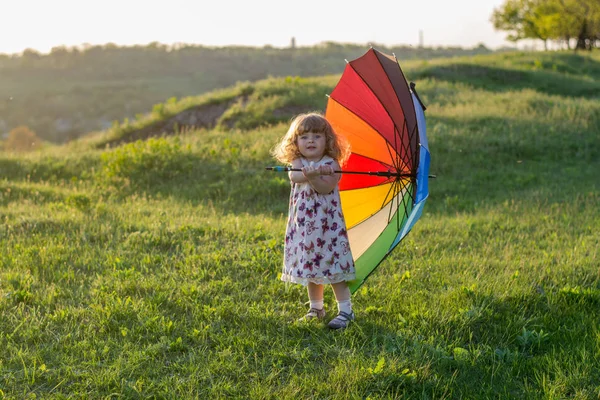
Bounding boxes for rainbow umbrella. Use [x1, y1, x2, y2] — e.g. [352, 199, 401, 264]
[326, 48, 430, 293]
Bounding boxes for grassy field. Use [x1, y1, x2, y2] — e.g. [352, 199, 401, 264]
[1, 51, 599, 399]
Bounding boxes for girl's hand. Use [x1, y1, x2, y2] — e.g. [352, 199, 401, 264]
[302, 163, 335, 178]
[318, 164, 334, 175]
[302, 163, 321, 178]
[302, 161, 340, 194]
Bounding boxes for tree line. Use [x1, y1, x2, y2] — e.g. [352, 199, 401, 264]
[0, 42, 494, 79]
[492, 0, 600, 50]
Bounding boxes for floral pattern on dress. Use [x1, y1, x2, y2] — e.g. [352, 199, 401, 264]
[281, 156, 356, 286]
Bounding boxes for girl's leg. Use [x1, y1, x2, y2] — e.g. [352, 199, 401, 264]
[331, 281, 352, 313]
[329, 281, 354, 329]
[301, 282, 325, 320]
[307, 282, 324, 311]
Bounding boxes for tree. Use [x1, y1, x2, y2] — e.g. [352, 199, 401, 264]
[20, 48, 42, 68]
[3, 125, 42, 152]
[558, 0, 600, 50]
[491, 0, 599, 50]
[491, 0, 552, 48]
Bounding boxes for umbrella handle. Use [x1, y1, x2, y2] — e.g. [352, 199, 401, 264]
[267, 167, 436, 179]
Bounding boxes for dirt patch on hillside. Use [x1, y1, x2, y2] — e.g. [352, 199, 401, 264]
[102, 98, 322, 147]
[107, 101, 232, 146]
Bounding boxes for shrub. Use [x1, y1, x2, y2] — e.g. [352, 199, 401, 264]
[3, 125, 42, 152]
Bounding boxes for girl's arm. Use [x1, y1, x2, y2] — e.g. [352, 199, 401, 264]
[288, 158, 308, 184]
[304, 161, 340, 194]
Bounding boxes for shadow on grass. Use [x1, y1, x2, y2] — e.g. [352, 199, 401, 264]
[0, 154, 101, 183]
[413, 62, 600, 98]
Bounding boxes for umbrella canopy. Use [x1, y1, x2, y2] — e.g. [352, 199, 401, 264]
[326, 48, 430, 293]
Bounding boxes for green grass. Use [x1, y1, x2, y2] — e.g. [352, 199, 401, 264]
[1, 51, 600, 399]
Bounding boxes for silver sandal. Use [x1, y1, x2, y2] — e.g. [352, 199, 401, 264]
[327, 311, 355, 330]
[299, 308, 326, 322]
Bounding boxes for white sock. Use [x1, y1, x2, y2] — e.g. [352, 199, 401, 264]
[310, 300, 324, 310]
[337, 299, 352, 315]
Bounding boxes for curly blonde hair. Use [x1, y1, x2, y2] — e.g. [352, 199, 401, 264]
[272, 112, 351, 165]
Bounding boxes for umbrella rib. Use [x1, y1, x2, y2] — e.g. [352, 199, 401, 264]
[391, 126, 402, 229]
[399, 119, 411, 173]
[380, 179, 395, 210]
[399, 179, 413, 230]
[411, 122, 421, 177]
[406, 115, 418, 173]
[392, 120, 399, 170]
[385, 141, 398, 175]
[390, 178, 407, 233]
[396, 120, 411, 175]
[389, 179, 399, 224]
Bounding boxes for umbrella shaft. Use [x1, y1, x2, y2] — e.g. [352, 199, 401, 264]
[266, 166, 414, 178]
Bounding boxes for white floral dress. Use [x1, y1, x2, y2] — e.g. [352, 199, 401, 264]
[281, 156, 356, 285]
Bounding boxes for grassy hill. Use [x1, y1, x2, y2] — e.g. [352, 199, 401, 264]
[1, 50, 599, 398]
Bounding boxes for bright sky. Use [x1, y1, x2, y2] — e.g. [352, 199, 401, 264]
[1, 0, 514, 55]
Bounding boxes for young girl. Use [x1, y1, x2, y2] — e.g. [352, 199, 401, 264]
[272, 112, 356, 330]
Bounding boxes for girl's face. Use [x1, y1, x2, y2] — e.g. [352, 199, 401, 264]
[296, 131, 326, 162]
